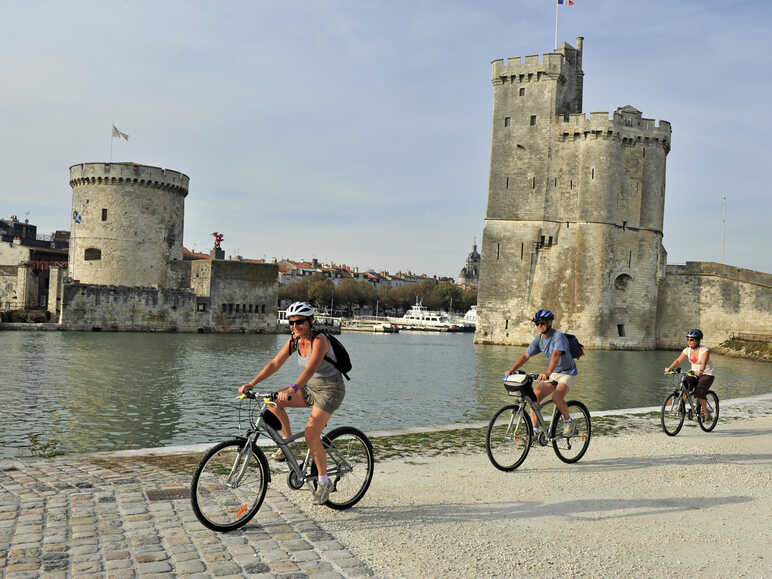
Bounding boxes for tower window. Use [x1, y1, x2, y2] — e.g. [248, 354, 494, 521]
[554, 177, 557, 187]
[519, 88, 525, 96]
[570, 179, 573, 190]
[222, 304, 227, 313]
[617, 324, 626, 337]
[504, 117, 511, 127]
[591, 168, 595, 179]
[532, 176, 536, 189]
[496, 243, 500, 260]
[505, 319, 509, 330]
[539, 235, 545, 248]
[548, 236, 553, 246]
[521, 243, 524, 260]
[84, 248, 101, 261]
[530, 115, 537, 126]
[505, 176, 509, 189]
[101, 208, 107, 221]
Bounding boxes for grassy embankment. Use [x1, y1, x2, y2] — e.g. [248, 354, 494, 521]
[714, 339, 772, 362]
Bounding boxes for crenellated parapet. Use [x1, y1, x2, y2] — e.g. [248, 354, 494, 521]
[69, 162, 189, 196]
[556, 108, 671, 151]
[491, 39, 583, 86]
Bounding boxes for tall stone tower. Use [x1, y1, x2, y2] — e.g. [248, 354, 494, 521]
[68, 163, 190, 288]
[475, 38, 672, 349]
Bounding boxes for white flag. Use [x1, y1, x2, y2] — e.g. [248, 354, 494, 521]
[111, 124, 129, 141]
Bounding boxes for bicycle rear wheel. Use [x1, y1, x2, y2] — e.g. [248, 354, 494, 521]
[660, 392, 685, 436]
[550, 401, 591, 463]
[485, 404, 532, 471]
[312, 426, 374, 510]
[191, 439, 270, 532]
[698, 391, 720, 432]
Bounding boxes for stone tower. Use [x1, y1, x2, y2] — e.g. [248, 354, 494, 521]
[68, 163, 190, 288]
[475, 38, 672, 348]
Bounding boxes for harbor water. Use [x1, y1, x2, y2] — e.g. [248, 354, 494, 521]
[1, 330, 771, 458]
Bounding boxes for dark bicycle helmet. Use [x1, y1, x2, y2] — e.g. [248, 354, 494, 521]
[685, 328, 703, 341]
[532, 309, 555, 323]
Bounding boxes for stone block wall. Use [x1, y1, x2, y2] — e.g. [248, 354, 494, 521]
[60, 283, 205, 332]
[207, 260, 278, 333]
[657, 262, 772, 349]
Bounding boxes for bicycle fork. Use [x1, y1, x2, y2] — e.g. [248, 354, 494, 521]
[226, 433, 258, 489]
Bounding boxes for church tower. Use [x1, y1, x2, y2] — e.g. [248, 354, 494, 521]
[475, 38, 671, 348]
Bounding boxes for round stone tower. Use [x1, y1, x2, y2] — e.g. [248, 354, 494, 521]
[68, 162, 189, 288]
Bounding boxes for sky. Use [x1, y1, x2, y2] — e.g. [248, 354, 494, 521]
[1, 0, 770, 277]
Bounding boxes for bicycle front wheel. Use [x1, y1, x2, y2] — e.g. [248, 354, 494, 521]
[191, 439, 270, 532]
[698, 391, 720, 432]
[661, 392, 685, 436]
[485, 404, 532, 471]
[550, 401, 591, 463]
[312, 426, 374, 510]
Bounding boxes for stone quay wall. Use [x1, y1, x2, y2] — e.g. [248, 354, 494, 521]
[60, 283, 204, 332]
[657, 262, 772, 349]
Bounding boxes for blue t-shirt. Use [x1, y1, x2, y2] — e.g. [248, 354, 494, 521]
[526, 330, 577, 375]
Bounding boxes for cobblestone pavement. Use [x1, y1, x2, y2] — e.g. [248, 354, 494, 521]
[0, 451, 373, 578]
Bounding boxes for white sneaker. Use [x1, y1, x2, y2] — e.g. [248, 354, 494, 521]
[562, 419, 577, 437]
[312, 480, 333, 505]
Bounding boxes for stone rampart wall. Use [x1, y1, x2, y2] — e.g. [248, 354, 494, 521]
[656, 262, 772, 349]
[60, 283, 205, 332]
[208, 261, 278, 333]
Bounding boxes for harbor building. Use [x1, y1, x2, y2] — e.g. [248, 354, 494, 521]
[475, 38, 772, 349]
[59, 162, 278, 332]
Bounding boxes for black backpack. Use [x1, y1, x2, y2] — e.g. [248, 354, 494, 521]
[564, 333, 584, 359]
[289, 330, 352, 380]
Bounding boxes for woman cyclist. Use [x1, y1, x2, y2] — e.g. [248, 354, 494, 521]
[665, 328, 714, 417]
[239, 301, 345, 505]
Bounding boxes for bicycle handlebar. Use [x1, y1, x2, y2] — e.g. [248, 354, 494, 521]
[239, 391, 278, 401]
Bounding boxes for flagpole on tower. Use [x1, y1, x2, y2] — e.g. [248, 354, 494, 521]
[555, 0, 559, 50]
[110, 125, 113, 163]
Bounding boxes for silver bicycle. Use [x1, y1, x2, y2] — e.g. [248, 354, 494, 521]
[660, 369, 720, 436]
[191, 390, 374, 532]
[485, 372, 591, 471]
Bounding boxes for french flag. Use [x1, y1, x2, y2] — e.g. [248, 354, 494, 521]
[558, 0, 574, 5]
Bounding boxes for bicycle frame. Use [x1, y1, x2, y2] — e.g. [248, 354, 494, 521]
[240, 397, 353, 488]
[507, 391, 561, 443]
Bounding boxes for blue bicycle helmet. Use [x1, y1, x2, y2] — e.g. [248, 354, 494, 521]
[685, 328, 703, 341]
[532, 309, 555, 323]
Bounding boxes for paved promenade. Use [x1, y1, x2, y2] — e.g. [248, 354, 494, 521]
[0, 451, 372, 578]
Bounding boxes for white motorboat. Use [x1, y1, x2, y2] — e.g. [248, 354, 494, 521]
[389, 302, 459, 332]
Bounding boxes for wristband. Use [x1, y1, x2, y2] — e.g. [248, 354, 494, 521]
[290, 383, 299, 392]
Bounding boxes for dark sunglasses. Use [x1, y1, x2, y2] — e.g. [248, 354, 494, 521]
[288, 319, 308, 327]
[686, 337, 698, 341]
[534, 321, 549, 326]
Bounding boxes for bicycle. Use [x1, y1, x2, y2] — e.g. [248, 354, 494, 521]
[191, 390, 375, 532]
[660, 369, 720, 436]
[485, 372, 591, 471]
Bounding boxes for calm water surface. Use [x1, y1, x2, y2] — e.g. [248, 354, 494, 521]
[1, 331, 771, 457]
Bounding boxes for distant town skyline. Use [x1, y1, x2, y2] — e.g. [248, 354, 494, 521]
[2, 0, 771, 277]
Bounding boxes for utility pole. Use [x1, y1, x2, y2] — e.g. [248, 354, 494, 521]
[721, 194, 727, 263]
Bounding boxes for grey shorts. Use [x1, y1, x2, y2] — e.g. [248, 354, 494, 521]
[302, 373, 345, 414]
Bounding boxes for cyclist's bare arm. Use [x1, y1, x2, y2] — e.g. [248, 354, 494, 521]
[240, 340, 293, 393]
[665, 352, 687, 373]
[507, 352, 531, 375]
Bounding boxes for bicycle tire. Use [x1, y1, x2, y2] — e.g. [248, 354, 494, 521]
[485, 404, 532, 471]
[311, 426, 374, 510]
[698, 391, 720, 432]
[660, 392, 685, 436]
[191, 438, 270, 532]
[550, 400, 591, 463]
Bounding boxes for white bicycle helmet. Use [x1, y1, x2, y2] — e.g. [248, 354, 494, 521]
[286, 301, 315, 317]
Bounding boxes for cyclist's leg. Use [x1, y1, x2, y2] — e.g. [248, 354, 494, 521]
[305, 405, 332, 476]
[270, 388, 309, 437]
[550, 373, 577, 419]
[531, 381, 554, 428]
[695, 375, 714, 414]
